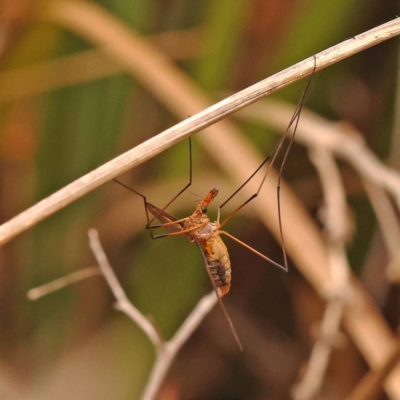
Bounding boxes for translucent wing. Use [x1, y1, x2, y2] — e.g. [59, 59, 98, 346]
[146, 202, 184, 233]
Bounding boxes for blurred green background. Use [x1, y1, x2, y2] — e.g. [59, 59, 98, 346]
[0, 1, 399, 399]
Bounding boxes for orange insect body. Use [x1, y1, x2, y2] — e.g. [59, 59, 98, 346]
[202, 235, 231, 296]
[146, 188, 232, 296]
[182, 189, 232, 296]
[143, 186, 240, 347]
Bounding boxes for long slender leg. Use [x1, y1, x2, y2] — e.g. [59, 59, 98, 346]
[197, 243, 243, 351]
[276, 56, 318, 269]
[113, 179, 161, 239]
[146, 136, 193, 226]
[113, 137, 193, 239]
[147, 217, 189, 230]
[217, 136, 285, 229]
[219, 231, 287, 272]
[112, 186, 208, 240]
[217, 106, 305, 230]
[218, 58, 318, 272]
[149, 221, 210, 240]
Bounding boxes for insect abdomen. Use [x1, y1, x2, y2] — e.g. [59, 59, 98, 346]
[204, 236, 231, 296]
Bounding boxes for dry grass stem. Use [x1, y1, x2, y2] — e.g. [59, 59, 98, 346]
[0, 50, 122, 105]
[87, 229, 164, 350]
[88, 228, 218, 400]
[293, 148, 350, 400]
[0, 29, 199, 105]
[27, 266, 101, 300]
[141, 292, 217, 400]
[29, 229, 219, 400]
[308, 148, 350, 295]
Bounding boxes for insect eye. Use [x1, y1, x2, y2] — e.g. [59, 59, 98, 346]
[201, 205, 207, 213]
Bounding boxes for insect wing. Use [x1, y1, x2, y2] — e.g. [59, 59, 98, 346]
[146, 202, 184, 233]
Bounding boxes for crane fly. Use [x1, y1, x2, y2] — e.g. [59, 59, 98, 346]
[146, 189, 232, 294]
[114, 58, 317, 351]
[115, 154, 286, 351]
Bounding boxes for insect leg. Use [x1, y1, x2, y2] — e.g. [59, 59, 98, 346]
[276, 56, 318, 269]
[113, 137, 193, 239]
[113, 179, 162, 239]
[145, 136, 193, 226]
[147, 220, 210, 240]
[219, 230, 286, 271]
[217, 135, 285, 229]
[218, 57, 318, 271]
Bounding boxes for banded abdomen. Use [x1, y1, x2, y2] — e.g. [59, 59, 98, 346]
[202, 235, 231, 296]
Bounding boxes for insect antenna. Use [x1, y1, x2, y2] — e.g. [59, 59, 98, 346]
[197, 243, 243, 351]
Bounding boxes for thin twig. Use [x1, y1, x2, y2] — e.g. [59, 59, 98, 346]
[87, 229, 164, 351]
[27, 266, 101, 300]
[88, 229, 218, 400]
[28, 229, 220, 400]
[141, 292, 217, 400]
[309, 148, 350, 294]
[293, 148, 350, 400]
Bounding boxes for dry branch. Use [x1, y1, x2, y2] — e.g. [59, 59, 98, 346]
[27, 267, 102, 300]
[293, 148, 351, 400]
[89, 229, 217, 400]
[29, 229, 219, 400]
